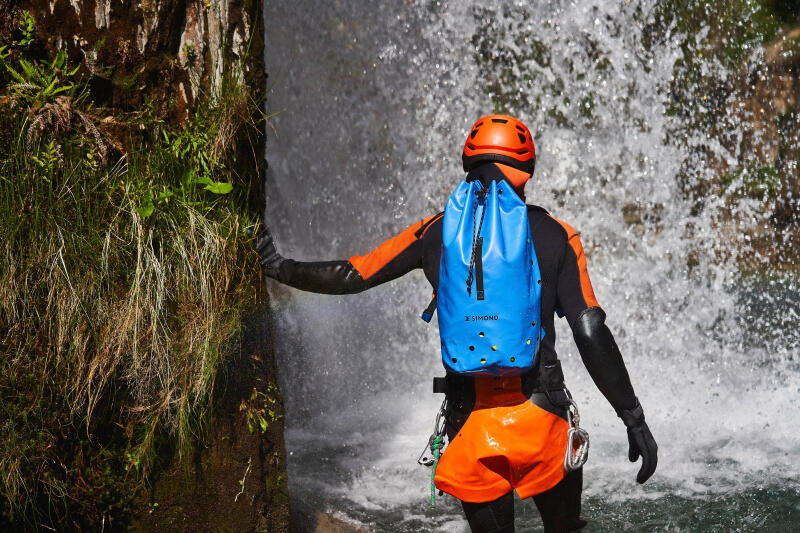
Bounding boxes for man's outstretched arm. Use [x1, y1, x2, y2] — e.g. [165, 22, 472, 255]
[554, 219, 658, 484]
[254, 215, 440, 295]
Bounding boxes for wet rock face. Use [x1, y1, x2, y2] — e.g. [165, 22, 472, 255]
[21, 0, 262, 119]
[716, 28, 800, 266]
[734, 29, 800, 169]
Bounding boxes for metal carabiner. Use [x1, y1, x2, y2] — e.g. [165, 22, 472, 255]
[564, 398, 590, 472]
[418, 399, 448, 467]
[433, 398, 447, 435]
[417, 433, 438, 466]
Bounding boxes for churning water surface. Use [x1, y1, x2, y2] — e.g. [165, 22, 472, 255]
[263, 1, 800, 531]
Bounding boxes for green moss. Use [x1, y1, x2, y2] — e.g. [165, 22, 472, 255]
[651, 0, 793, 136]
[719, 163, 783, 200]
[469, 4, 612, 124]
[266, 470, 290, 509]
[650, 0, 786, 67]
[579, 95, 595, 119]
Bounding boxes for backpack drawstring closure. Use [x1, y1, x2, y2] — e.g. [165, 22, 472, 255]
[466, 187, 488, 297]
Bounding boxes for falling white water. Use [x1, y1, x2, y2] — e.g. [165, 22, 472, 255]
[263, 1, 800, 531]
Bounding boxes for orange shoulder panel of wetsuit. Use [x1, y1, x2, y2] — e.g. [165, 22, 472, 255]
[348, 213, 442, 281]
[493, 162, 531, 190]
[550, 216, 601, 309]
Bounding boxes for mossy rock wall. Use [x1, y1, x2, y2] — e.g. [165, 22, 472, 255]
[1, 1, 285, 531]
[8, 0, 268, 209]
[131, 314, 289, 532]
[14, 0, 264, 117]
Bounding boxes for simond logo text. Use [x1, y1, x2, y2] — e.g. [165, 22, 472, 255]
[464, 315, 499, 321]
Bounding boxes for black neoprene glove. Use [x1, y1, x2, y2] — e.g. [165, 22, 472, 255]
[617, 399, 658, 484]
[253, 223, 285, 278]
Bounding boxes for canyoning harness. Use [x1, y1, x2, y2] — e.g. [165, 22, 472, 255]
[417, 398, 449, 508]
[418, 375, 591, 506]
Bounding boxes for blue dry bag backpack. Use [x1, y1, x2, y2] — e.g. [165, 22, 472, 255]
[426, 178, 544, 376]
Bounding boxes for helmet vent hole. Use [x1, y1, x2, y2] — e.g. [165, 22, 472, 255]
[469, 346, 475, 351]
[491, 118, 508, 123]
[467, 143, 476, 150]
[476, 121, 484, 127]
[452, 358, 458, 363]
[517, 149, 529, 155]
[471, 129, 479, 139]
[516, 125, 525, 133]
[518, 133, 526, 143]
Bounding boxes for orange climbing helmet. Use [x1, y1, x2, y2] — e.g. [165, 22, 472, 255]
[462, 114, 536, 174]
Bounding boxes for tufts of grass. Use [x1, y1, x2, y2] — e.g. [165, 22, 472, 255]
[0, 36, 266, 528]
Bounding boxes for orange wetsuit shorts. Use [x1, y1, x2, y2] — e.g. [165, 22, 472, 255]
[434, 375, 569, 503]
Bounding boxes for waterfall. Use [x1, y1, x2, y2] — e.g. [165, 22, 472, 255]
[264, 1, 800, 530]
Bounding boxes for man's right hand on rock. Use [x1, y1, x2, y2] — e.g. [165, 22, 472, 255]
[253, 223, 285, 278]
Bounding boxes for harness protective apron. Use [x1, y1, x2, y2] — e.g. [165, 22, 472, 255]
[433, 375, 570, 502]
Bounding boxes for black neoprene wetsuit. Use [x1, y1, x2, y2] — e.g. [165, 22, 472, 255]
[274, 163, 638, 411]
[269, 162, 641, 532]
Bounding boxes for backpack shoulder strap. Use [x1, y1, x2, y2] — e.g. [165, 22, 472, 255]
[414, 212, 444, 239]
[421, 293, 437, 323]
[526, 204, 549, 214]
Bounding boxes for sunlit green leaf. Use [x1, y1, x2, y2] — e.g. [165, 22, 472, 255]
[194, 174, 213, 186]
[136, 204, 155, 218]
[203, 181, 233, 195]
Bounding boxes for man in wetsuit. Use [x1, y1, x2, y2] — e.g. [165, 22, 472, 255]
[256, 114, 658, 533]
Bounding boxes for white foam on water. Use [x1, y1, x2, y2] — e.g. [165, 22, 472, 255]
[264, 0, 800, 528]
